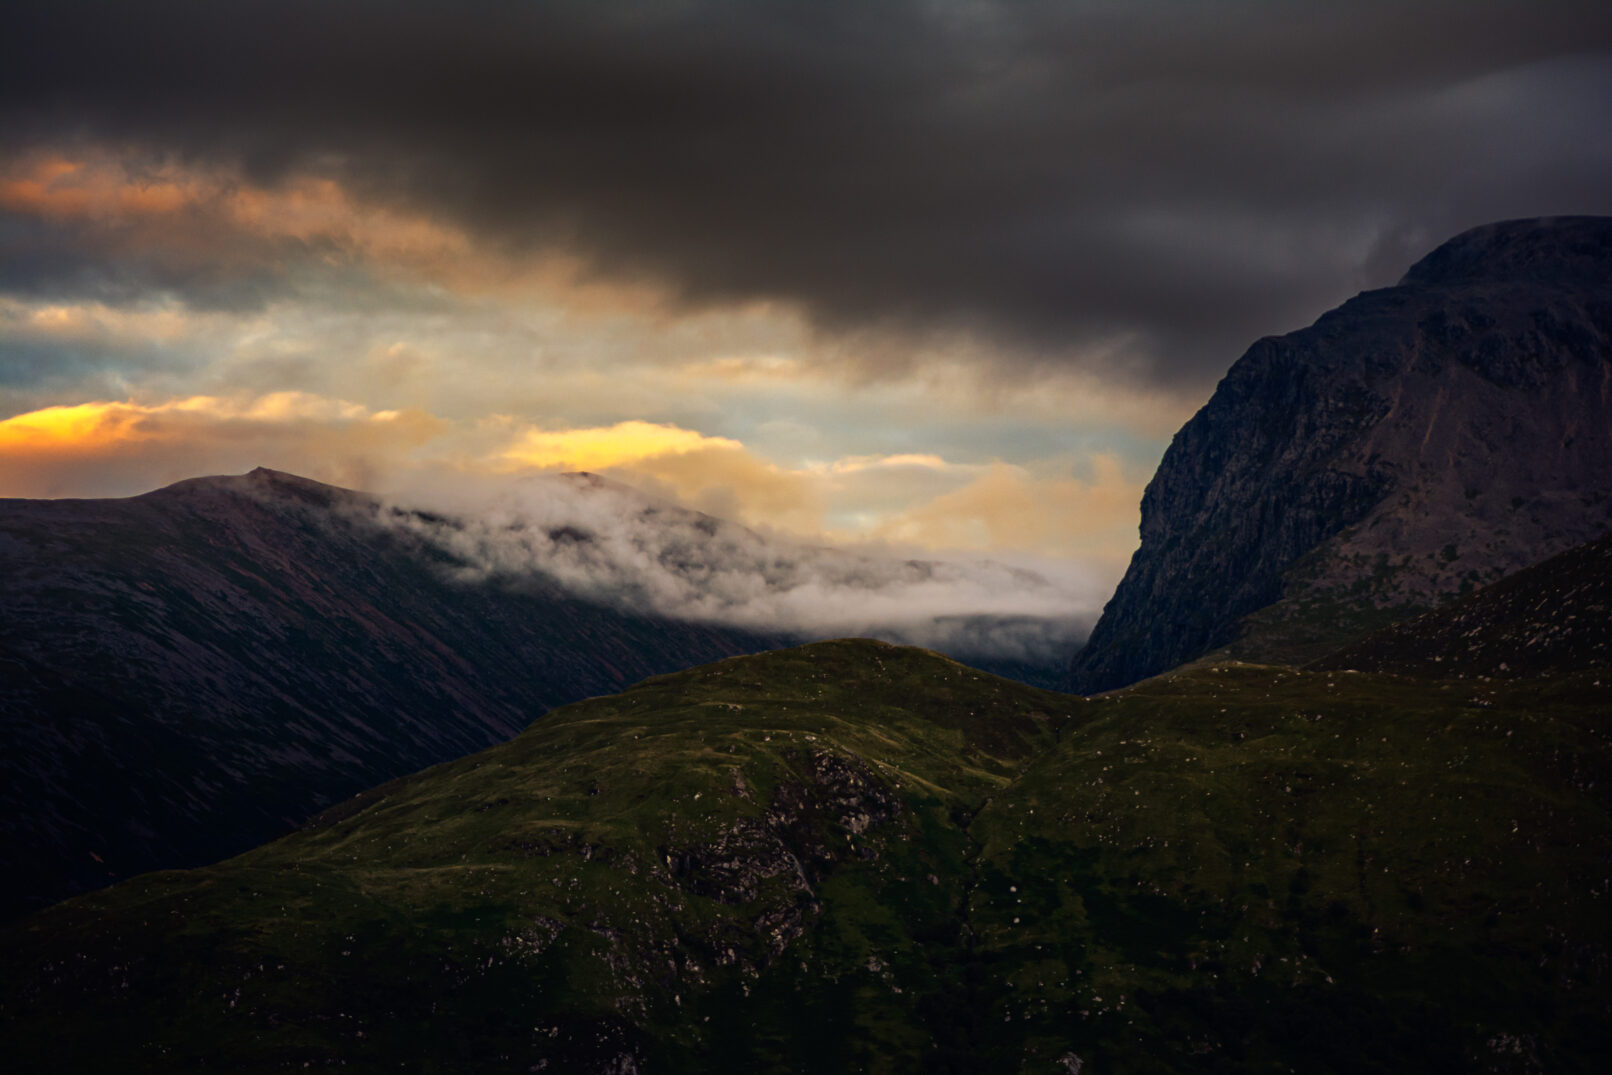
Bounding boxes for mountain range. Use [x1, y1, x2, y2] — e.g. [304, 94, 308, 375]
[0, 466, 1080, 920]
[0, 467, 781, 920]
[3, 217, 1610, 1072]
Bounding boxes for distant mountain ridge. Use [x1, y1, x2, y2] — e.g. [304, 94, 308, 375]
[0, 467, 780, 920]
[1069, 216, 1612, 693]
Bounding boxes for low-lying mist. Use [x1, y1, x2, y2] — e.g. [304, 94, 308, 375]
[373, 473, 1114, 677]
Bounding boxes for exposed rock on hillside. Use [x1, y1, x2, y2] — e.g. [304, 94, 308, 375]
[1069, 216, 1612, 693]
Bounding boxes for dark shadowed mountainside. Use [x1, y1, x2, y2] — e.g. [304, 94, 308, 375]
[1069, 216, 1612, 694]
[1314, 528, 1612, 679]
[0, 467, 780, 921]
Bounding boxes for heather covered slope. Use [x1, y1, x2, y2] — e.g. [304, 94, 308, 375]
[1069, 216, 1612, 694]
[4, 639, 1607, 1073]
[0, 467, 779, 920]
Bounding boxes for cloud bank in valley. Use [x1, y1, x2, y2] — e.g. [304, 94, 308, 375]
[375, 473, 1108, 671]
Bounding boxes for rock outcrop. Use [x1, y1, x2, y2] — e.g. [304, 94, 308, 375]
[1069, 216, 1612, 694]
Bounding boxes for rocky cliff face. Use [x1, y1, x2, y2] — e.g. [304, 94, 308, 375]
[1068, 216, 1612, 694]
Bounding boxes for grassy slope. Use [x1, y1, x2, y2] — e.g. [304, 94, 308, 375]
[0, 641, 1079, 1072]
[970, 661, 1611, 1072]
[3, 641, 1609, 1073]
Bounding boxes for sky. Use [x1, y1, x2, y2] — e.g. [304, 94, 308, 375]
[3, 1, 1611, 585]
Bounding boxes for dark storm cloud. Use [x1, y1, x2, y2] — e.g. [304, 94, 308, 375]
[0, 206, 311, 313]
[4, 1, 1612, 388]
[0, 196, 465, 327]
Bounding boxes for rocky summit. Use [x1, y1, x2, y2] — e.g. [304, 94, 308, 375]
[1069, 216, 1612, 695]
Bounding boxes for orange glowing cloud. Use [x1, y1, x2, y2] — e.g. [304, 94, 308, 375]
[0, 399, 830, 534]
[488, 419, 825, 532]
[0, 150, 675, 314]
[869, 456, 1143, 561]
[0, 393, 1136, 565]
[818, 452, 955, 475]
[0, 396, 444, 499]
[0, 152, 470, 270]
[0, 401, 150, 457]
[499, 420, 746, 472]
[0, 157, 193, 219]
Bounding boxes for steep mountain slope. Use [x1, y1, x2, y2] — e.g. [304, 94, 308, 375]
[1313, 528, 1612, 679]
[0, 467, 779, 920]
[4, 637, 1607, 1073]
[1069, 216, 1612, 693]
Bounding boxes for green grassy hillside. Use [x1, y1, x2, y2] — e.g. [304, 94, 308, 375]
[3, 640, 1608, 1072]
[968, 661, 1611, 1072]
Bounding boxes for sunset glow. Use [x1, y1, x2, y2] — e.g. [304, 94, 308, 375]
[3, 1, 1608, 577]
[3, 6, 1610, 1067]
[500, 420, 745, 472]
[0, 401, 155, 453]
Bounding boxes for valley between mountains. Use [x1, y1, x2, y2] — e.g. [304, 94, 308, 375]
[3, 217, 1611, 1072]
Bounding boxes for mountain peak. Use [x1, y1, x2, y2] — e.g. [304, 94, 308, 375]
[1069, 216, 1612, 694]
[1398, 215, 1612, 289]
[137, 467, 364, 511]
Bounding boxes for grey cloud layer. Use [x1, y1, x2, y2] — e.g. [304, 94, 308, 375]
[5, 1, 1612, 388]
[377, 474, 1103, 667]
